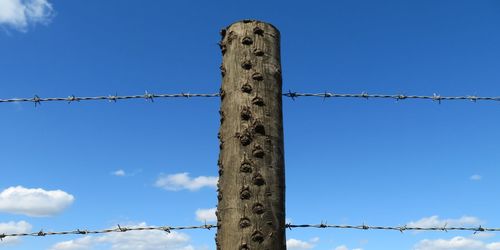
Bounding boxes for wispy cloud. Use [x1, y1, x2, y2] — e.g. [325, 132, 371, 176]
[0, 221, 32, 245]
[414, 236, 500, 250]
[287, 237, 319, 249]
[112, 169, 126, 177]
[334, 246, 363, 250]
[50, 222, 194, 250]
[407, 215, 483, 228]
[195, 208, 217, 223]
[470, 174, 482, 181]
[0, 0, 54, 32]
[0, 186, 74, 217]
[155, 173, 217, 191]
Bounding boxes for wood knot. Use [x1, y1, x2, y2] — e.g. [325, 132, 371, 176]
[253, 49, 264, 57]
[252, 72, 264, 81]
[218, 42, 226, 55]
[253, 120, 265, 135]
[240, 153, 253, 173]
[241, 83, 253, 93]
[252, 203, 265, 214]
[253, 27, 264, 36]
[252, 96, 265, 106]
[252, 144, 265, 158]
[239, 218, 251, 228]
[220, 28, 226, 38]
[241, 60, 252, 70]
[242, 37, 253, 45]
[227, 31, 236, 44]
[220, 65, 226, 77]
[238, 131, 252, 146]
[240, 186, 251, 200]
[219, 111, 225, 123]
[251, 230, 264, 243]
[252, 173, 265, 186]
[240, 106, 252, 120]
[219, 88, 225, 100]
[240, 163, 252, 173]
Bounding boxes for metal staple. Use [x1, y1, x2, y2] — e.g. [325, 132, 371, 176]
[1, 223, 499, 240]
[1, 91, 499, 105]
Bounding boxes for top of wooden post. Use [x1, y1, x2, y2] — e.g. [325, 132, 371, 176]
[225, 19, 280, 34]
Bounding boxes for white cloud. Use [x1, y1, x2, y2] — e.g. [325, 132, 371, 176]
[287, 238, 319, 250]
[112, 169, 126, 177]
[195, 208, 217, 223]
[407, 215, 483, 228]
[0, 186, 74, 217]
[287, 238, 315, 249]
[470, 174, 482, 181]
[155, 173, 218, 191]
[414, 236, 500, 250]
[50, 222, 195, 250]
[0, 0, 54, 31]
[0, 221, 32, 245]
[473, 232, 497, 239]
[334, 246, 363, 250]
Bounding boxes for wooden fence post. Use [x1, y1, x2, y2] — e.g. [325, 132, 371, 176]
[216, 20, 286, 250]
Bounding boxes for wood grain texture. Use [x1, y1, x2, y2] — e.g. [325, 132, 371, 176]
[216, 20, 286, 250]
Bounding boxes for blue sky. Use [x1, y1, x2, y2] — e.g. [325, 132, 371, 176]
[1, 0, 500, 249]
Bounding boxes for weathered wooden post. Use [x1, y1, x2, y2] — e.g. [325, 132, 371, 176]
[217, 20, 286, 250]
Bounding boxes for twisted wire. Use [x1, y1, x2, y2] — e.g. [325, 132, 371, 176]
[285, 223, 499, 233]
[0, 224, 216, 240]
[1, 223, 498, 240]
[1, 91, 500, 106]
[0, 92, 219, 106]
[283, 91, 500, 102]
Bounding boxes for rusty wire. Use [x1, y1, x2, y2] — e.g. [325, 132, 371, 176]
[2, 222, 499, 241]
[1, 91, 500, 106]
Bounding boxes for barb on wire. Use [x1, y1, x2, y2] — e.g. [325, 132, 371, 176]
[1, 91, 499, 105]
[0, 222, 498, 240]
[282, 92, 500, 103]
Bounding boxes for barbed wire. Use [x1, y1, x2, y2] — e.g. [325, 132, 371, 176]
[1, 222, 499, 240]
[283, 91, 500, 103]
[285, 223, 500, 233]
[0, 92, 220, 106]
[1, 91, 500, 106]
[0, 224, 216, 241]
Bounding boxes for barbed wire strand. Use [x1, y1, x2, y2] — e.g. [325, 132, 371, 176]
[283, 91, 500, 103]
[285, 223, 499, 233]
[0, 92, 220, 106]
[1, 223, 499, 240]
[0, 224, 216, 241]
[1, 91, 500, 106]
